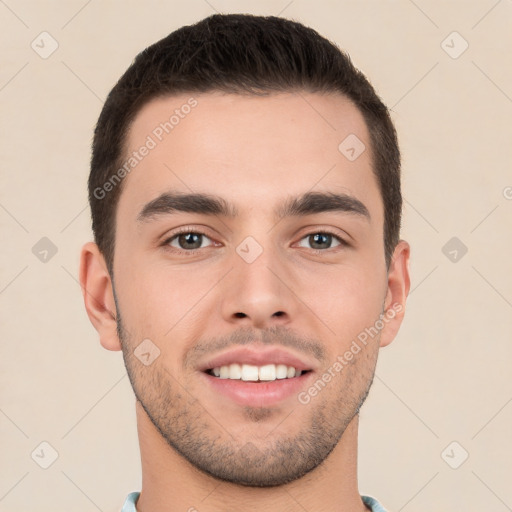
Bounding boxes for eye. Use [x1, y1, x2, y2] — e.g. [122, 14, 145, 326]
[164, 230, 215, 251]
[297, 232, 346, 251]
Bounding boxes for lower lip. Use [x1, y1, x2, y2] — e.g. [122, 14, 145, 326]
[199, 371, 314, 407]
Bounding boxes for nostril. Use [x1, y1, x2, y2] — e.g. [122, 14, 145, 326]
[234, 312, 246, 318]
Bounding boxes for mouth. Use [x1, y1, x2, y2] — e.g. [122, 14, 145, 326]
[196, 346, 317, 407]
[204, 363, 313, 382]
[200, 364, 315, 407]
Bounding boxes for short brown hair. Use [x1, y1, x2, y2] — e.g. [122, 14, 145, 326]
[89, 13, 402, 275]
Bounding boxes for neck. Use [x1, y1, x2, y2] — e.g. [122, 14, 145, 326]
[134, 400, 368, 512]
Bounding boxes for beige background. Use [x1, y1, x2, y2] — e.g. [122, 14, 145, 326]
[1, 0, 511, 511]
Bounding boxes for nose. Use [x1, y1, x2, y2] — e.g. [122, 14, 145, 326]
[220, 241, 297, 330]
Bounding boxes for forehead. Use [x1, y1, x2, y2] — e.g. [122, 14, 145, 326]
[117, 91, 381, 223]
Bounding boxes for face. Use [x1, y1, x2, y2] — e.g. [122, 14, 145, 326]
[106, 91, 406, 486]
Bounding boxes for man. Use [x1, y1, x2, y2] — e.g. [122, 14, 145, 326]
[79, 13, 410, 512]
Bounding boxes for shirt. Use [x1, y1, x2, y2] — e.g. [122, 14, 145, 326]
[121, 491, 388, 511]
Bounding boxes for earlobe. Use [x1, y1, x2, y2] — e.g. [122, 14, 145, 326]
[380, 240, 411, 348]
[79, 242, 122, 351]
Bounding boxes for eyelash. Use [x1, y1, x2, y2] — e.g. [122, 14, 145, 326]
[161, 227, 349, 256]
[161, 227, 219, 256]
[298, 231, 349, 254]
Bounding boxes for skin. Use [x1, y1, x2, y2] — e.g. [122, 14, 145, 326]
[80, 91, 410, 512]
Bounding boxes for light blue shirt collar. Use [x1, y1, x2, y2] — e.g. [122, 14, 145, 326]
[121, 492, 389, 511]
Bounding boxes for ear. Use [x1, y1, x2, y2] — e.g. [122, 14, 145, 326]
[379, 240, 411, 348]
[79, 242, 121, 351]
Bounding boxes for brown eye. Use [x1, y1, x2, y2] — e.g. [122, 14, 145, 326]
[167, 232, 212, 250]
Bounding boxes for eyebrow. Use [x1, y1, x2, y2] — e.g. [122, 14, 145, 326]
[137, 191, 370, 223]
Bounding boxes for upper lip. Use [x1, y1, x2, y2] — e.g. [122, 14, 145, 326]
[197, 346, 317, 372]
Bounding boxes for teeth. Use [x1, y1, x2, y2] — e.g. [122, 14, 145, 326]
[212, 363, 305, 381]
[276, 364, 288, 379]
[229, 363, 242, 379]
[259, 364, 276, 381]
[241, 364, 259, 381]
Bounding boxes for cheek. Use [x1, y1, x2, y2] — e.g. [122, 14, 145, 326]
[115, 260, 220, 341]
[311, 264, 386, 348]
